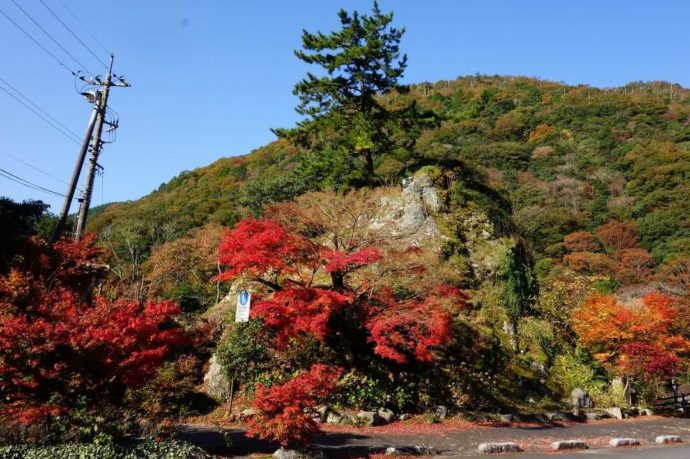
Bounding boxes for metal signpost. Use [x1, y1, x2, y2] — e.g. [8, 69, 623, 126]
[229, 290, 251, 411]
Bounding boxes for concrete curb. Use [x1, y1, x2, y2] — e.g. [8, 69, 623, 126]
[551, 440, 588, 450]
[609, 438, 640, 447]
[656, 435, 683, 444]
[477, 442, 523, 454]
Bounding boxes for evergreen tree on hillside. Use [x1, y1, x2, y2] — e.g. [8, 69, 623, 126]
[276, 1, 431, 186]
[0, 197, 48, 271]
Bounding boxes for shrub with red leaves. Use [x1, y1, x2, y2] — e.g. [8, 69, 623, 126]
[216, 218, 319, 283]
[247, 364, 343, 446]
[0, 235, 186, 428]
[324, 248, 383, 274]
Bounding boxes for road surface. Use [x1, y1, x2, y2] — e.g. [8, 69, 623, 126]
[181, 415, 690, 457]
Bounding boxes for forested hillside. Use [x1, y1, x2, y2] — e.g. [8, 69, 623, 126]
[91, 75, 690, 264]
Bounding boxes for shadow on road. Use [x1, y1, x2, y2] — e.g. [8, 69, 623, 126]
[179, 426, 372, 457]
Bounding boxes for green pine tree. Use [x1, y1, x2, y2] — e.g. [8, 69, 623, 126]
[275, 1, 415, 185]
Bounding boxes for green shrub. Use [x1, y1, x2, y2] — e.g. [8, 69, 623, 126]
[551, 351, 627, 408]
[0, 439, 209, 459]
[333, 370, 417, 412]
[216, 320, 272, 392]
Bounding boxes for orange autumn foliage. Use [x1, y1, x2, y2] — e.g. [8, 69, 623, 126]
[563, 231, 598, 253]
[597, 220, 640, 252]
[573, 291, 690, 369]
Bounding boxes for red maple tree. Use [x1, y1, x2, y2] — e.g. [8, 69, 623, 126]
[246, 364, 342, 446]
[218, 217, 466, 445]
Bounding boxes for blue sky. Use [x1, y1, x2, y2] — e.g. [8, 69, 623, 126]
[1, 0, 689, 212]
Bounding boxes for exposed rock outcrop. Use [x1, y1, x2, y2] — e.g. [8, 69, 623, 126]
[202, 354, 231, 402]
[370, 172, 445, 247]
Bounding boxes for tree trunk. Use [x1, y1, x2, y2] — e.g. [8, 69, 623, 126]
[364, 149, 374, 184]
[331, 271, 345, 291]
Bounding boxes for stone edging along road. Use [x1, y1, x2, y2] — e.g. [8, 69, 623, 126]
[477, 434, 682, 454]
[180, 415, 690, 457]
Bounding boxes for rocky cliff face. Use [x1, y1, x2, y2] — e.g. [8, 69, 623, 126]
[370, 172, 445, 247]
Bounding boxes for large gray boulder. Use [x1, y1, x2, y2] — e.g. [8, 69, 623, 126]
[357, 410, 382, 426]
[377, 408, 395, 424]
[202, 354, 231, 401]
[326, 409, 357, 425]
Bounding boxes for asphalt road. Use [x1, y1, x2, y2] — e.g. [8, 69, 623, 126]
[181, 415, 690, 458]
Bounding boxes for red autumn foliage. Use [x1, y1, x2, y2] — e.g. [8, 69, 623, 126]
[563, 251, 615, 274]
[657, 257, 690, 296]
[618, 342, 680, 379]
[218, 217, 465, 445]
[367, 296, 452, 364]
[247, 364, 343, 446]
[216, 218, 318, 281]
[616, 247, 654, 284]
[251, 287, 351, 346]
[0, 235, 186, 426]
[325, 247, 383, 274]
[597, 220, 640, 252]
[563, 231, 598, 252]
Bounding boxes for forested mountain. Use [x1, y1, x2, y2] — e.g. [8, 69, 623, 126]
[90, 75, 690, 264]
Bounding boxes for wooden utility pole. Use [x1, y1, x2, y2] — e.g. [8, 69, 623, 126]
[52, 53, 130, 242]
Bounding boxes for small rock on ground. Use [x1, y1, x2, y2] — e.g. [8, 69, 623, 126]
[551, 440, 588, 450]
[357, 410, 382, 426]
[605, 407, 624, 420]
[477, 442, 522, 454]
[385, 445, 437, 456]
[609, 438, 640, 447]
[273, 448, 323, 459]
[656, 435, 683, 444]
[435, 406, 449, 420]
[377, 408, 395, 423]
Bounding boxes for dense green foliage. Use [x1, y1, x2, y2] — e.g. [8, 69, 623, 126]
[0, 198, 48, 270]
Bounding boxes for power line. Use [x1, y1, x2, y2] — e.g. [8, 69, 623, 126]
[0, 167, 70, 199]
[0, 148, 81, 191]
[56, 0, 110, 56]
[0, 6, 77, 76]
[0, 82, 81, 145]
[38, 0, 108, 69]
[0, 75, 82, 141]
[8, 0, 93, 75]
